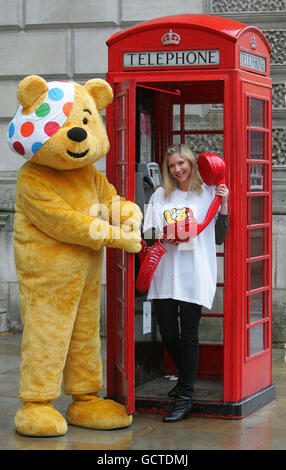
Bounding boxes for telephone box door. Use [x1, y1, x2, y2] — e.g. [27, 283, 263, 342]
[106, 79, 136, 414]
[242, 79, 272, 397]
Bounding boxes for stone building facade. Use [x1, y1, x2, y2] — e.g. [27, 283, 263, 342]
[0, 0, 285, 345]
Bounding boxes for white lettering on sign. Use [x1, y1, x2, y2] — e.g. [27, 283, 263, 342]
[240, 51, 266, 73]
[123, 49, 220, 68]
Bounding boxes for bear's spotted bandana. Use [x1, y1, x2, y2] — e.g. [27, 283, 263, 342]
[7, 81, 75, 160]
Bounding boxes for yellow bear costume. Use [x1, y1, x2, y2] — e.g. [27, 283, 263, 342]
[8, 75, 142, 437]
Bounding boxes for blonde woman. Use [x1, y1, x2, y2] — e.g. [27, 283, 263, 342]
[143, 144, 229, 422]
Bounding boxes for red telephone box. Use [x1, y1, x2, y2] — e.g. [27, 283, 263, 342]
[105, 14, 274, 418]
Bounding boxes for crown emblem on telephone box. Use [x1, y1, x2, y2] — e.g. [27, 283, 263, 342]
[161, 29, 181, 46]
[250, 33, 256, 49]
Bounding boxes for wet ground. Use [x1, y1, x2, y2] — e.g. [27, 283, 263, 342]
[1, 332, 286, 451]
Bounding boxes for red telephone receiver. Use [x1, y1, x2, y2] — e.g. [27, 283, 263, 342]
[163, 152, 226, 241]
[196, 152, 226, 235]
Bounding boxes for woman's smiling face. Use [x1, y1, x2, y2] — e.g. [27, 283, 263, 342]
[168, 152, 192, 191]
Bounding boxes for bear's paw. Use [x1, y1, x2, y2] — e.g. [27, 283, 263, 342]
[66, 394, 132, 430]
[14, 401, 68, 437]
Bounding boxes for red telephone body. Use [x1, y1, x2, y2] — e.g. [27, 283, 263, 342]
[136, 153, 226, 292]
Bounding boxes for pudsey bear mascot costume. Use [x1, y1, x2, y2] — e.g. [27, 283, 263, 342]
[8, 75, 142, 437]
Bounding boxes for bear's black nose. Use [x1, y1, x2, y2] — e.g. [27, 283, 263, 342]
[67, 127, 87, 142]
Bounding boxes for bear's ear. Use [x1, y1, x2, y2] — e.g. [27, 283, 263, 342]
[84, 79, 113, 111]
[17, 75, 48, 108]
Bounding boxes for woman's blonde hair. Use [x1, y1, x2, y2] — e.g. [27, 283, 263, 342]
[162, 144, 203, 198]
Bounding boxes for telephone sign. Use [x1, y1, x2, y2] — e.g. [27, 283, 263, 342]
[240, 50, 266, 73]
[124, 49, 220, 68]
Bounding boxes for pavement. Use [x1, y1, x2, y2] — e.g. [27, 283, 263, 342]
[1, 331, 286, 451]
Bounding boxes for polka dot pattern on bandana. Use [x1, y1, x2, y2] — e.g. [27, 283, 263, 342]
[7, 81, 75, 160]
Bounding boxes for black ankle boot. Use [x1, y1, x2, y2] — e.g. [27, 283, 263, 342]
[168, 382, 179, 398]
[163, 394, 193, 422]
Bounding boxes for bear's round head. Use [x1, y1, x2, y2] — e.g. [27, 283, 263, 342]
[7, 75, 113, 170]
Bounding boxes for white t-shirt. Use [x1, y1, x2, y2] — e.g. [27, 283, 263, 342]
[143, 184, 218, 309]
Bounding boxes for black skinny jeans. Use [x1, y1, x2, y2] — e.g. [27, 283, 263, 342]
[153, 299, 202, 395]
